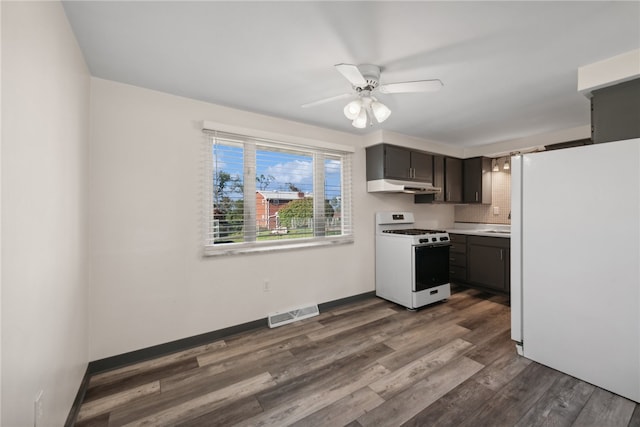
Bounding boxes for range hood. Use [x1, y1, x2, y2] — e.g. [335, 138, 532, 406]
[367, 179, 441, 194]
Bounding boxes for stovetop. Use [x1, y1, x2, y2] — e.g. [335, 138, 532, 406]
[378, 228, 450, 246]
[375, 212, 450, 244]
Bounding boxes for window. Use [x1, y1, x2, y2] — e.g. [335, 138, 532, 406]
[204, 130, 353, 255]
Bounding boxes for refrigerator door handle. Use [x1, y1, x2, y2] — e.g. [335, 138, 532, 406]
[510, 155, 524, 346]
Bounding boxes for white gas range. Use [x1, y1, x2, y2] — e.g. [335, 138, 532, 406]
[375, 212, 451, 309]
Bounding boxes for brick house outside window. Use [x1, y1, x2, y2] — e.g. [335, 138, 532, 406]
[255, 191, 308, 230]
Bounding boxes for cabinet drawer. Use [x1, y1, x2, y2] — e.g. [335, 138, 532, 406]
[450, 266, 467, 281]
[467, 235, 510, 249]
[450, 242, 467, 254]
[449, 254, 467, 267]
[449, 233, 467, 243]
[449, 234, 467, 254]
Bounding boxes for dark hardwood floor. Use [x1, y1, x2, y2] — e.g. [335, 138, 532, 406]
[74, 286, 640, 426]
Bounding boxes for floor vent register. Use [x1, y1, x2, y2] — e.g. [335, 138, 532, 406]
[268, 304, 319, 328]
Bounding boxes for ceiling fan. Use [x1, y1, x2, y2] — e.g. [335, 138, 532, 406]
[302, 63, 443, 129]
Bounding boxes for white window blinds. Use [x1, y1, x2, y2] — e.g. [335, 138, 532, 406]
[204, 130, 353, 255]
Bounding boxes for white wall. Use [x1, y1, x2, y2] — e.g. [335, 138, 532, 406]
[1, 2, 90, 426]
[89, 78, 454, 360]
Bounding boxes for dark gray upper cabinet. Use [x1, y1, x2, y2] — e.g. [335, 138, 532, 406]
[410, 150, 434, 182]
[429, 155, 446, 203]
[382, 144, 411, 179]
[463, 157, 492, 204]
[591, 78, 640, 144]
[366, 144, 433, 182]
[444, 157, 463, 203]
[545, 138, 592, 151]
[415, 155, 462, 203]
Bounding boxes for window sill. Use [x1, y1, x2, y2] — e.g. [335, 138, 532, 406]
[203, 235, 354, 257]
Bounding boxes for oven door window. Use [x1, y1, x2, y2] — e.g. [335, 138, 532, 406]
[414, 244, 450, 291]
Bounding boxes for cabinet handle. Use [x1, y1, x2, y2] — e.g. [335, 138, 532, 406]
[500, 249, 504, 260]
[447, 191, 450, 201]
[475, 191, 479, 202]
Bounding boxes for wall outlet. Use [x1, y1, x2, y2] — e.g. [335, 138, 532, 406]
[263, 279, 270, 292]
[493, 206, 500, 215]
[34, 390, 44, 427]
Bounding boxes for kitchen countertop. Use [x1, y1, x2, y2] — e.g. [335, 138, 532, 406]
[447, 223, 511, 238]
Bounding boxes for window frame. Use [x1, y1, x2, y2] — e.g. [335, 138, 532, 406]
[202, 124, 354, 257]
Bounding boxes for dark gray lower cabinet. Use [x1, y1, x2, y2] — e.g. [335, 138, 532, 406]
[467, 236, 510, 294]
[449, 234, 467, 282]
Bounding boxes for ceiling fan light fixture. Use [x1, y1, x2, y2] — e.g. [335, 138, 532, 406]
[343, 99, 362, 120]
[371, 100, 391, 123]
[352, 108, 368, 129]
[306, 63, 441, 128]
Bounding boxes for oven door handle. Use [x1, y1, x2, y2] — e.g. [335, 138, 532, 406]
[416, 242, 452, 248]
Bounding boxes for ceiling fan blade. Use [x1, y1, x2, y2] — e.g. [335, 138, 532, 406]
[378, 79, 443, 94]
[301, 93, 353, 108]
[335, 63, 367, 87]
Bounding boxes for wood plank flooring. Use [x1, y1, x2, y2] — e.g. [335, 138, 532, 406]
[74, 286, 640, 427]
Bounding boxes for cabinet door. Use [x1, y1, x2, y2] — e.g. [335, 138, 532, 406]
[463, 157, 492, 204]
[415, 156, 462, 203]
[444, 157, 463, 202]
[463, 157, 482, 203]
[429, 155, 445, 202]
[384, 145, 412, 180]
[591, 78, 640, 144]
[505, 248, 510, 291]
[411, 151, 433, 182]
[467, 241, 509, 292]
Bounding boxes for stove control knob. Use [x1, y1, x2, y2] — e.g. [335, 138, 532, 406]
[432, 237, 437, 242]
[440, 236, 449, 241]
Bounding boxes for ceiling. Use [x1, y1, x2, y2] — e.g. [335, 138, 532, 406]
[62, 1, 640, 148]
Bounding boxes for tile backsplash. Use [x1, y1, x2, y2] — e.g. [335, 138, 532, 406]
[455, 168, 511, 224]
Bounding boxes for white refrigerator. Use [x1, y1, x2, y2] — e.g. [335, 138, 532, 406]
[511, 137, 640, 403]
